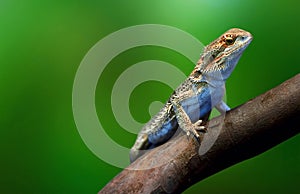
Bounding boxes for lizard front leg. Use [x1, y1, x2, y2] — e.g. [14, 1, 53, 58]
[170, 92, 206, 141]
[215, 100, 230, 113]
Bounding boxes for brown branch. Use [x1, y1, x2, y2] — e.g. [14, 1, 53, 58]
[99, 74, 300, 194]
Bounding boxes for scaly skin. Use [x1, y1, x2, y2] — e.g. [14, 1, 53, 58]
[130, 28, 253, 162]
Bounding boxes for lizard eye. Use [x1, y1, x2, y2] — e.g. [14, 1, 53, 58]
[240, 36, 246, 41]
[225, 37, 234, 45]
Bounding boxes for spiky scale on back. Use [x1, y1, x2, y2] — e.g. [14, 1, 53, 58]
[130, 28, 253, 163]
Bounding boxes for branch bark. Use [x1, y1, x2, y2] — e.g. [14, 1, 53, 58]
[99, 74, 300, 194]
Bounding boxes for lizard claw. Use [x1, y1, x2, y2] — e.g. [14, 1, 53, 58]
[186, 130, 191, 138]
[194, 120, 207, 133]
[189, 128, 201, 143]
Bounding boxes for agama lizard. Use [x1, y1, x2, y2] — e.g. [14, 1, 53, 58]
[130, 28, 253, 163]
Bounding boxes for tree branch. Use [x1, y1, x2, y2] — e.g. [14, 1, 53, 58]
[99, 74, 300, 194]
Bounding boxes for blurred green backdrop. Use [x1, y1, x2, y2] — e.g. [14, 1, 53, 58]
[1, 0, 300, 193]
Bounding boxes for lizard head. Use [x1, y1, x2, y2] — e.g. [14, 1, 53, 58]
[195, 28, 252, 81]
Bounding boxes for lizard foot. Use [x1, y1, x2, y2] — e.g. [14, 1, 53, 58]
[185, 122, 205, 143]
[186, 129, 200, 143]
[194, 120, 207, 133]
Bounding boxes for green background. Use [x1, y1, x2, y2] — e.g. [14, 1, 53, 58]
[1, 0, 299, 193]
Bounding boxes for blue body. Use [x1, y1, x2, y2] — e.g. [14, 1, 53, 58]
[148, 87, 212, 145]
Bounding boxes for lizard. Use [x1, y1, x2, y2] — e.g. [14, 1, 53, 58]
[130, 28, 253, 163]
